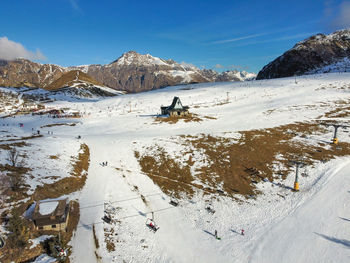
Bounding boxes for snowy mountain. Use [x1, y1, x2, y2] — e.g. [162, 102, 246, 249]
[1, 72, 350, 262]
[45, 70, 124, 98]
[257, 29, 350, 79]
[0, 52, 256, 93]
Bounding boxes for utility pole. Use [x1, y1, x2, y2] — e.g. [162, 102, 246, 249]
[289, 160, 306, 191]
[321, 123, 349, 144]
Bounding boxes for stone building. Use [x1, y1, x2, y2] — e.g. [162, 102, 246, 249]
[32, 199, 70, 231]
[161, 97, 189, 117]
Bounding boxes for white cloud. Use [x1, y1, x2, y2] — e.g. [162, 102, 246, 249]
[330, 1, 350, 30]
[211, 33, 267, 44]
[214, 64, 224, 69]
[0, 37, 46, 61]
[232, 32, 316, 47]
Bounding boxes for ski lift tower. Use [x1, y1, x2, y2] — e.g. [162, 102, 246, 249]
[321, 122, 349, 144]
[289, 159, 307, 191]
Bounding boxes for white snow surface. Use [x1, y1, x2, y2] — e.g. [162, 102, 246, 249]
[31, 254, 57, 263]
[1, 72, 350, 262]
[29, 235, 53, 249]
[39, 201, 59, 215]
[307, 57, 350, 74]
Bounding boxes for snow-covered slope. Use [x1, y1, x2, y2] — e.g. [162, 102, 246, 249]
[1, 72, 350, 262]
[307, 57, 350, 74]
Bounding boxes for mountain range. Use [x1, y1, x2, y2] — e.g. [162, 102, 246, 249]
[0, 51, 256, 93]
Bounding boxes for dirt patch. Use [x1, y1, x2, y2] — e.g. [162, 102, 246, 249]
[323, 99, 350, 118]
[49, 155, 59, 160]
[104, 228, 116, 252]
[154, 113, 211, 124]
[136, 121, 350, 199]
[41, 123, 76, 128]
[135, 148, 195, 198]
[154, 113, 202, 124]
[0, 141, 27, 150]
[0, 134, 43, 143]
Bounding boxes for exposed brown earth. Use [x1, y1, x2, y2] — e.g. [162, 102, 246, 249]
[136, 121, 350, 199]
[45, 70, 103, 90]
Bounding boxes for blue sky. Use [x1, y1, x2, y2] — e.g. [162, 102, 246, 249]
[1, 0, 349, 72]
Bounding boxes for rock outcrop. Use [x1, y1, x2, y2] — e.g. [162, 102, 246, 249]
[256, 29, 350, 80]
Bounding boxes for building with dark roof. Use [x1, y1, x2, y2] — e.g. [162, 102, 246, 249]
[161, 97, 189, 117]
[32, 199, 70, 231]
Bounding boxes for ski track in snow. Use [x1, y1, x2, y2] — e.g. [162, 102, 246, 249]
[1, 72, 350, 262]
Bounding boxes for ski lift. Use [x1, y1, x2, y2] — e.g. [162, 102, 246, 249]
[169, 198, 179, 207]
[0, 235, 5, 249]
[102, 214, 112, 224]
[145, 218, 159, 232]
[301, 168, 309, 177]
[205, 204, 215, 214]
[55, 245, 68, 259]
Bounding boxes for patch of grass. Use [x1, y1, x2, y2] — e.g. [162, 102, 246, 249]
[323, 99, 350, 118]
[0, 134, 43, 143]
[33, 144, 90, 201]
[136, 121, 350, 199]
[154, 113, 207, 124]
[104, 228, 116, 252]
[137, 147, 195, 198]
[41, 123, 76, 128]
[0, 141, 28, 150]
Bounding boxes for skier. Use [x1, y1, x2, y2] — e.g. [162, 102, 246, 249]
[149, 221, 154, 228]
[214, 230, 218, 238]
[106, 161, 108, 166]
[241, 229, 245, 236]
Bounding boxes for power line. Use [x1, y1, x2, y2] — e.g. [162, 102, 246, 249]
[76, 199, 194, 229]
[80, 192, 162, 210]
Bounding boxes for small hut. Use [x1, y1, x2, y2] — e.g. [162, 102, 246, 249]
[161, 97, 189, 117]
[32, 199, 70, 231]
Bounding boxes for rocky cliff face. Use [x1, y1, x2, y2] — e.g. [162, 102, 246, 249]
[0, 59, 65, 88]
[256, 29, 350, 80]
[0, 51, 256, 93]
[72, 51, 212, 93]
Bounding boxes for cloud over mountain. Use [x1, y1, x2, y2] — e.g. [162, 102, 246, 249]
[0, 37, 46, 61]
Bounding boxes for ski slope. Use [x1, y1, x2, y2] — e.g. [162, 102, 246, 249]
[251, 161, 350, 263]
[1, 72, 350, 262]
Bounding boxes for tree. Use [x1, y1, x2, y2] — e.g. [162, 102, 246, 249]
[7, 147, 19, 167]
[7, 208, 30, 248]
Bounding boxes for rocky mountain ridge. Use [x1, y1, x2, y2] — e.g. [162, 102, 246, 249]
[0, 51, 256, 93]
[256, 29, 350, 80]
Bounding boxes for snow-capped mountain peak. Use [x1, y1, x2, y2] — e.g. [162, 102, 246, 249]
[113, 51, 168, 66]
